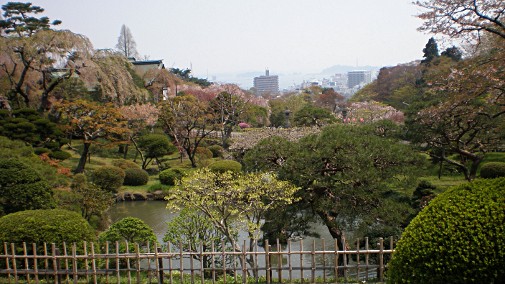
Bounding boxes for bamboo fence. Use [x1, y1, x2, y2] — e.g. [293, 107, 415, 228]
[0, 237, 394, 284]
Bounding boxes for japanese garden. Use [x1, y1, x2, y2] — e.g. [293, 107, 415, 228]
[0, 1, 504, 283]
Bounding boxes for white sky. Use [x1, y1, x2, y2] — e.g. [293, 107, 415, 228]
[28, 0, 431, 87]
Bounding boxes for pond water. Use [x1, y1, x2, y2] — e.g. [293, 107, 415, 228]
[108, 200, 334, 248]
[107, 201, 366, 279]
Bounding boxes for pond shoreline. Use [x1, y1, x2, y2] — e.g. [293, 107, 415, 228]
[115, 190, 166, 202]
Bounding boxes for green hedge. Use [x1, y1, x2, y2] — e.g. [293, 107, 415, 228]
[49, 150, 72, 160]
[159, 168, 185, 186]
[0, 159, 55, 215]
[90, 166, 125, 193]
[0, 209, 95, 245]
[208, 145, 224, 158]
[111, 159, 141, 170]
[387, 178, 505, 283]
[123, 168, 149, 186]
[480, 162, 505, 179]
[208, 160, 242, 173]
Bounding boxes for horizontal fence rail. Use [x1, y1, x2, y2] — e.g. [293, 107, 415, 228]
[0, 237, 395, 284]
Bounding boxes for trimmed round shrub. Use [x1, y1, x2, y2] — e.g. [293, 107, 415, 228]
[0, 159, 55, 215]
[111, 159, 141, 170]
[0, 209, 95, 245]
[387, 178, 505, 283]
[208, 160, 242, 173]
[89, 166, 125, 192]
[49, 150, 71, 160]
[99, 217, 157, 245]
[480, 162, 505, 179]
[159, 168, 185, 186]
[208, 145, 224, 158]
[34, 147, 51, 155]
[123, 168, 149, 186]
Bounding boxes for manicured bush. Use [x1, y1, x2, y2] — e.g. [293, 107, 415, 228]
[34, 147, 51, 155]
[480, 162, 505, 179]
[89, 166, 125, 193]
[159, 168, 185, 186]
[208, 160, 242, 173]
[0, 159, 55, 215]
[49, 150, 71, 160]
[123, 168, 149, 186]
[99, 217, 156, 246]
[208, 144, 224, 158]
[387, 178, 505, 283]
[111, 159, 141, 170]
[0, 209, 95, 245]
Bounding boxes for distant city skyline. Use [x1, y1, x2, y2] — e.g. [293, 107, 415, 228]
[31, 0, 434, 88]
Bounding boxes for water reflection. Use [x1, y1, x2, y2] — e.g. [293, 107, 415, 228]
[108, 201, 373, 280]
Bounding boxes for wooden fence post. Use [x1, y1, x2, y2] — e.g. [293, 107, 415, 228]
[156, 247, 163, 284]
[379, 238, 384, 282]
[265, 239, 271, 284]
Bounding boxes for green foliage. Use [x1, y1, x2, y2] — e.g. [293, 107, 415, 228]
[164, 208, 230, 269]
[49, 150, 71, 160]
[0, 109, 65, 150]
[293, 104, 336, 127]
[0, 159, 55, 216]
[387, 178, 505, 283]
[243, 136, 293, 172]
[111, 159, 141, 170]
[480, 162, 505, 179]
[411, 180, 436, 211]
[0, 2, 61, 37]
[123, 168, 149, 186]
[195, 147, 213, 160]
[99, 217, 157, 246]
[89, 166, 125, 193]
[0, 209, 95, 245]
[167, 168, 299, 242]
[276, 124, 424, 240]
[34, 147, 51, 155]
[208, 160, 242, 173]
[422, 37, 439, 64]
[71, 174, 114, 224]
[208, 144, 224, 158]
[159, 168, 185, 186]
[137, 134, 177, 169]
[0, 136, 33, 158]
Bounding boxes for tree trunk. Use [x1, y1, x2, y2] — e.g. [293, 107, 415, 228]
[468, 156, 484, 180]
[75, 142, 91, 173]
[315, 210, 346, 275]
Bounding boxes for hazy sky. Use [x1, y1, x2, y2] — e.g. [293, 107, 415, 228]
[29, 0, 431, 86]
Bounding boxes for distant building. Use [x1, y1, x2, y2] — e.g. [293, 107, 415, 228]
[129, 59, 165, 77]
[253, 69, 279, 96]
[347, 70, 372, 88]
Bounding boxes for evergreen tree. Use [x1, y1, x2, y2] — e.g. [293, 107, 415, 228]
[422, 37, 439, 64]
[0, 2, 61, 37]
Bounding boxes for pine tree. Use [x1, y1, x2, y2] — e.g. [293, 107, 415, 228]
[422, 37, 439, 64]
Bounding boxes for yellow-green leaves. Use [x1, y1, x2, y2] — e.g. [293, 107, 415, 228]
[166, 168, 299, 242]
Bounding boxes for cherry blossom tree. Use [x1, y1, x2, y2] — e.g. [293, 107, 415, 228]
[415, 0, 505, 42]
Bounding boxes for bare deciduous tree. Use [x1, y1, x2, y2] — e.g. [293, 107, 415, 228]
[115, 24, 139, 59]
